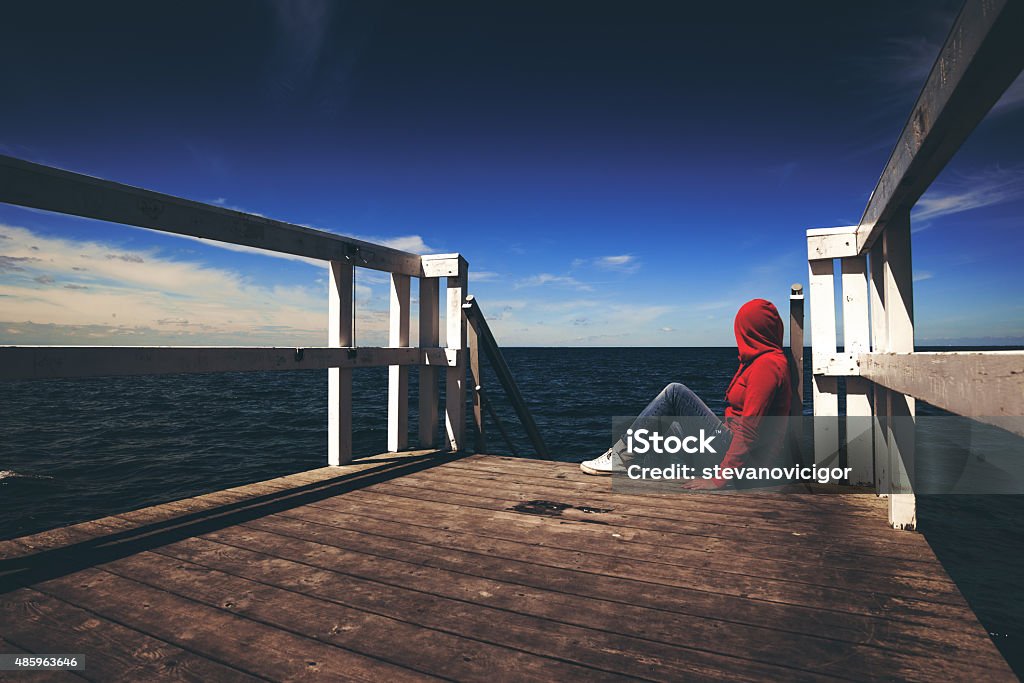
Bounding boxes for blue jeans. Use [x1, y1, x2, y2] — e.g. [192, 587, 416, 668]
[615, 383, 731, 465]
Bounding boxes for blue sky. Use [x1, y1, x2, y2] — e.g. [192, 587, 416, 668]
[1, 0, 1022, 347]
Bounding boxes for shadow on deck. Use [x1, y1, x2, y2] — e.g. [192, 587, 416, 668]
[0, 452, 1015, 681]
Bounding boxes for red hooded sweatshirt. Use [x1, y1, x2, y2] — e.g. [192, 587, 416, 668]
[718, 299, 791, 472]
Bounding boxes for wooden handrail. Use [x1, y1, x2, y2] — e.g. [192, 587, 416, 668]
[0, 154, 423, 276]
[859, 351, 1024, 437]
[0, 155, 475, 464]
[803, 0, 1024, 527]
[785, 284, 805, 467]
[788, 283, 804, 418]
[854, 0, 1024, 252]
[0, 346, 458, 381]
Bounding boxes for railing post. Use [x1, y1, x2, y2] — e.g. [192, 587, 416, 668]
[468, 317, 486, 453]
[842, 255, 873, 486]
[788, 284, 805, 464]
[789, 284, 805, 403]
[418, 277, 440, 448]
[869, 238, 889, 497]
[883, 210, 916, 529]
[445, 258, 468, 451]
[808, 257, 839, 467]
[388, 273, 411, 452]
[328, 260, 353, 466]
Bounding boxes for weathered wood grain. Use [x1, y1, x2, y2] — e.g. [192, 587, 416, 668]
[0, 588, 258, 682]
[214, 516, 993, 662]
[33, 569, 433, 682]
[101, 551, 621, 683]
[860, 351, 1024, 436]
[228, 513, 1006, 676]
[0, 454, 1014, 681]
[417, 278, 441, 448]
[189, 524, 1005, 680]
[294, 490, 974, 622]
[106, 549, 782, 682]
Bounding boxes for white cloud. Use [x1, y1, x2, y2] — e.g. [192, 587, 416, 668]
[570, 254, 640, 274]
[0, 223, 743, 347]
[0, 223, 396, 345]
[694, 299, 736, 312]
[913, 166, 1024, 223]
[367, 234, 435, 254]
[868, 8, 1024, 118]
[470, 271, 500, 282]
[149, 232, 319, 267]
[597, 254, 633, 267]
[480, 296, 675, 346]
[475, 298, 526, 321]
[595, 254, 639, 273]
[515, 273, 593, 291]
[913, 270, 934, 282]
[485, 299, 528, 310]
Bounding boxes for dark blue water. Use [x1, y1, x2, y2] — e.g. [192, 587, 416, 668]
[0, 347, 744, 538]
[2, 347, 1023, 673]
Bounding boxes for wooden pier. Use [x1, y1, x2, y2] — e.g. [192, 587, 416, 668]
[0, 451, 1015, 681]
[2, 1, 1024, 679]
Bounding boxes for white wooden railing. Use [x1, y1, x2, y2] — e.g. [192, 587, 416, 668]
[806, 0, 1024, 529]
[0, 155, 471, 464]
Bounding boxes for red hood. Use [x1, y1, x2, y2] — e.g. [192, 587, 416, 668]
[734, 299, 784, 363]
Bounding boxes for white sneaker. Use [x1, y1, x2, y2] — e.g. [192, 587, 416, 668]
[580, 448, 624, 475]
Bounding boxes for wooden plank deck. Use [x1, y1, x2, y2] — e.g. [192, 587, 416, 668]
[0, 451, 1015, 682]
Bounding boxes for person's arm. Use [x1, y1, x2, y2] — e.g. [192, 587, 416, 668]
[683, 359, 781, 490]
